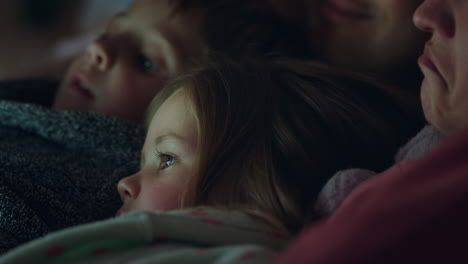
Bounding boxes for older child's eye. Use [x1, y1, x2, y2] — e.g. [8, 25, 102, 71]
[136, 53, 158, 73]
[156, 152, 177, 170]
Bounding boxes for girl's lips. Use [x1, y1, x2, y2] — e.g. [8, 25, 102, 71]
[69, 73, 95, 100]
[322, 0, 373, 22]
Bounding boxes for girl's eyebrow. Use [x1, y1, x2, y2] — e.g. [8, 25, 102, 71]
[154, 133, 184, 146]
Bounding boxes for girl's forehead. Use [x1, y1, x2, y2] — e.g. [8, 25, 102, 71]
[145, 87, 199, 156]
[153, 87, 192, 124]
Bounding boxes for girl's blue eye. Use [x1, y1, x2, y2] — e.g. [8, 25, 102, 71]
[157, 153, 177, 170]
[136, 54, 158, 73]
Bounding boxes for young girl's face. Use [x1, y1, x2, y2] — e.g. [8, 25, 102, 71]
[414, 0, 468, 135]
[117, 88, 199, 215]
[53, 0, 203, 123]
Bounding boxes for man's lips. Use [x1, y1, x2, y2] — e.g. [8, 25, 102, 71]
[322, 0, 373, 22]
[69, 73, 95, 99]
[418, 43, 442, 77]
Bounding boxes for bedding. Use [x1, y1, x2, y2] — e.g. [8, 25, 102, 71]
[0, 100, 145, 253]
[0, 209, 283, 264]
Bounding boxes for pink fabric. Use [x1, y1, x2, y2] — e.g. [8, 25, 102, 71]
[314, 125, 445, 218]
[273, 127, 468, 264]
[314, 168, 376, 217]
[395, 125, 445, 162]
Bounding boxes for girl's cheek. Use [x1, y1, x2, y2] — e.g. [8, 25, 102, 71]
[140, 182, 184, 211]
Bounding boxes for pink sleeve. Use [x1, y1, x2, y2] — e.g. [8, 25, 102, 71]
[273, 127, 468, 264]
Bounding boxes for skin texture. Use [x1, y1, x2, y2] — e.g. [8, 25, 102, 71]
[310, 0, 428, 84]
[53, 0, 203, 123]
[117, 88, 198, 215]
[414, 0, 468, 136]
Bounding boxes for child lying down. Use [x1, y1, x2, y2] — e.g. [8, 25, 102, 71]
[1, 0, 310, 124]
[0, 57, 420, 263]
[0, 0, 311, 253]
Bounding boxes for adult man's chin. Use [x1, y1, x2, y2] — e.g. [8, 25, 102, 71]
[420, 78, 433, 124]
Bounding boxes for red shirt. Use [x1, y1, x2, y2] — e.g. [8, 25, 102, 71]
[274, 127, 468, 264]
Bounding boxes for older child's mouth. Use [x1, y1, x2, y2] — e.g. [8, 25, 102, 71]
[70, 74, 95, 100]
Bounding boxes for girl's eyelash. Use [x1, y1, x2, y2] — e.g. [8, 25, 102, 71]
[155, 151, 177, 170]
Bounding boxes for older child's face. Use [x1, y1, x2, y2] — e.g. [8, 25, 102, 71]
[311, 0, 427, 75]
[414, 0, 468, 135]
[117, 88, 198, 215]
[53, 0, 203, 123]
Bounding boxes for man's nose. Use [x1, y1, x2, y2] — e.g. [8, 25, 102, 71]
[413, 0, 455, 38]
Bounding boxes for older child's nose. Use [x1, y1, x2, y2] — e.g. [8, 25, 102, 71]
[117, 173, 140, 201]
[86, 36, 114, 71]
[413, 0, 455, 38]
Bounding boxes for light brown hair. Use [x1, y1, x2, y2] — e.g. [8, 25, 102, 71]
[146, 56, 421, 234]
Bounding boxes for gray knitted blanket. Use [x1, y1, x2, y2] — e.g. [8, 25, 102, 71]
[0, 101, 145, 253]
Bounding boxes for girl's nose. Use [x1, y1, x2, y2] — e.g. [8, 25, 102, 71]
[85, 35, 114, 71]
[117, 173, 141, 202]
[413, 0, 455, 38]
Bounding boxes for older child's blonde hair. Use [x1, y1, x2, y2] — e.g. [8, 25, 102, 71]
[146, 56, 421, 234]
